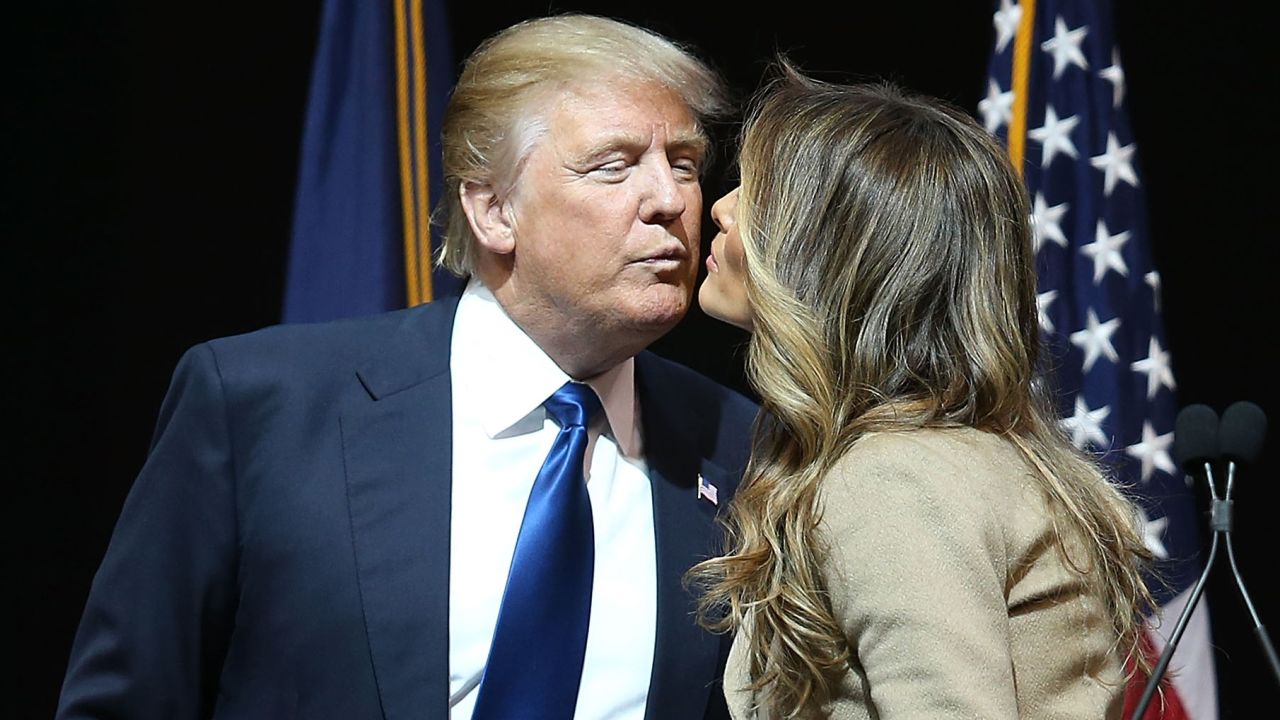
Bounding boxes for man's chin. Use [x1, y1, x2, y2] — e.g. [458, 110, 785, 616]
[618, 290, 690, 335]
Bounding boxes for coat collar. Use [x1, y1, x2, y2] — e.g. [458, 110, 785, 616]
[345, 299, 458, 720]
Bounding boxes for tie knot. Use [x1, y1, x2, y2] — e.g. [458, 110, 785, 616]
[544, 382, 602, 428]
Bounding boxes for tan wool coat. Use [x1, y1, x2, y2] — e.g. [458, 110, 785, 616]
[724, 427, 1126, 719]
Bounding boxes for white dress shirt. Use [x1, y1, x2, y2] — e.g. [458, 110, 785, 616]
[448, 279, 657, 719]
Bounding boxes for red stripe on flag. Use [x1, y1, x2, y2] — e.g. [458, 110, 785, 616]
[1123, 627, 1190, 719]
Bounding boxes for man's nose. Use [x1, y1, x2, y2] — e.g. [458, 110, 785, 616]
[639, 161, 688, 223]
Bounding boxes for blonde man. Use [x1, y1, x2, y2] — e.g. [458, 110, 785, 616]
[57, 15, 756, 720]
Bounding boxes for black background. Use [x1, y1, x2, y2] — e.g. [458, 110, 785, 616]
[9, 1, 1277, 716]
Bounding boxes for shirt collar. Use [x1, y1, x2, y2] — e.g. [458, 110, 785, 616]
[451, 279, 641, 457]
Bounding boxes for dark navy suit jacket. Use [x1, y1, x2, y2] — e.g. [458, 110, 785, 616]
[56, 298, 757, 720]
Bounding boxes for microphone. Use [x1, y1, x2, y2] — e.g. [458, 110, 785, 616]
[1217, 401, 1266, 533]
[1216, 401, 1279, 685]
[1131, 404, 1221, 718]
[1220, 400, 1267, 465]
[1172, 403, 1219, 477]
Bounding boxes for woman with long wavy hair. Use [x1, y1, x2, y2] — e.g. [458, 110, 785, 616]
[692, 66, 1155, 719]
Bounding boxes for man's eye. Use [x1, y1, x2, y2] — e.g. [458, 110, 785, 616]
[672, 159, 701, 177]
[592, 161, 629, 176]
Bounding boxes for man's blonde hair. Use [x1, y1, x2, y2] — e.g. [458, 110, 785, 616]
[434, 13, 729, 276]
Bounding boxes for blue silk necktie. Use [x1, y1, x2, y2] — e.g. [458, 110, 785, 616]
[471, 382, 601, 720]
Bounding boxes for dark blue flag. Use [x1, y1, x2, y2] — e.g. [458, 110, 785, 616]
[284, 0, 460, 324]
[983, 1, 1216, 717]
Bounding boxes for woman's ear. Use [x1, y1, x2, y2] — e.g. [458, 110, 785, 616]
[459, 180, 515, 255]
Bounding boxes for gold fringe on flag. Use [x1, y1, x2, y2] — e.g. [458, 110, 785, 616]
[1008, 0, 1037, 176]
[394, 0, 434, 306]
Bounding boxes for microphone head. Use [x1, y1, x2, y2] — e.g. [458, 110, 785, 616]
[1220, 401, 1268, 464]
[1173, 403, 1219, 471]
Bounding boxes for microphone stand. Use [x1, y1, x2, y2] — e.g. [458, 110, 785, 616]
[1131, 460, 1280, 718]
[1221, 460, 1280, 684]
[1129, 462, 1220, 718]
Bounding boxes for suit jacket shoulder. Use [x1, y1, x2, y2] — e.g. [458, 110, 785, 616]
[198, 297, 459, 402]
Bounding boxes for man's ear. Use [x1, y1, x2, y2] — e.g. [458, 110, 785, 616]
[459, 180, 515, 255]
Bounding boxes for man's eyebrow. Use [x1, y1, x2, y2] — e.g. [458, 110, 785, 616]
[571, 127, 710, 164]
[668, 127, 710, 158]
[573, 133, 650, 164]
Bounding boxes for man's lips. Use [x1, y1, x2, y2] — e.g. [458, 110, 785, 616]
[634, 245, 689, 265]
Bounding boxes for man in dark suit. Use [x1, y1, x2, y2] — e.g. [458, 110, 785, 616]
[56, 13, 756, 720]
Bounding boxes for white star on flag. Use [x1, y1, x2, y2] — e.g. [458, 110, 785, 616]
[1125, 421, 1177, 483]
[1027, 105, 1080, 168]
[993, 0, 1023, 53]
[979, 79, 1015, 134]
[1040, 16, 1090, 79]
[983, 4, 1217, 715]
[1137, 506, 1170, 560]
[1036, 290, 1058, 333]
[1098, 49, 1126, 107]
[1069, 308, 1121, 371]
[1031, 193, 1069, 251]
[1080, 219, 1130, 283]
[1090, 132, 1140, 196]
[1060, 395, 1111, 450]
[1145, 271, 1162, 312]
[1131, 336, 1177, 399]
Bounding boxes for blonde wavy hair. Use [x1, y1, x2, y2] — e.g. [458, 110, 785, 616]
[435, 13, 730, 276]
[691, 66, 1155, 717]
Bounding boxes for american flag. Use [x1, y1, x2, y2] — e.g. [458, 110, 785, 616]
[697, 474, 719, 506]
[982, 1, 1216, 717]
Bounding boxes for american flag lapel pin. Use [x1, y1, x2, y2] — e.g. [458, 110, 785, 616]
[696, 473, 718, 506]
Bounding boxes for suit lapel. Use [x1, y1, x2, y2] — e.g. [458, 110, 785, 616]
[637, 354, 734, 720]
[342, 300, 457, 720]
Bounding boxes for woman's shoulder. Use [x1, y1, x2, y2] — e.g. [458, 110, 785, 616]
[819, 427, 1055, 556]
[826, 426, 1028, 490]
[820, 427, 1049, 531]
